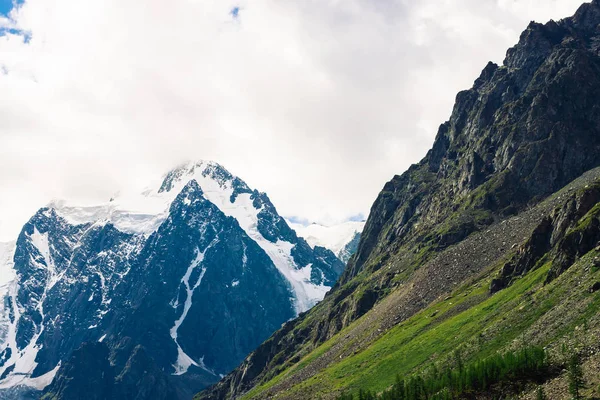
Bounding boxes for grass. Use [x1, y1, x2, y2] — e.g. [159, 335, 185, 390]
[338, 346, 549, 400]
[567, 202, 600, 235]
[244, 249, 600, 399]
[316, 263, 550, 395]
[238, 177, 600, 400]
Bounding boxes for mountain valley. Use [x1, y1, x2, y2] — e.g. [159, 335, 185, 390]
[197, 2, 600, 399]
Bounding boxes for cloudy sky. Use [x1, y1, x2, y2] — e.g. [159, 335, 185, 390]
[0, 0, 586, 241]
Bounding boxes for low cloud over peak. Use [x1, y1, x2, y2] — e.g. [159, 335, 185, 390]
[0, 0, 584, 240]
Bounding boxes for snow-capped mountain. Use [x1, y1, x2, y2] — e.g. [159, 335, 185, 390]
[0, 161, 344, 399]
[288, 220, 365, 263]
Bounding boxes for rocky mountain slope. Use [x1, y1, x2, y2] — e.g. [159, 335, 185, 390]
[0, 161, 344, 399]
[0, 242, 16, 345]
[197, 1, 600, 399]
[287, 221, 365, 263]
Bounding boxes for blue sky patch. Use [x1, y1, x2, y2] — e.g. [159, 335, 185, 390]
[0, 27, 31, 42]
[0, 0, 13, 16]
[286, 216, 311, 226]
[348, 214, 366, 222]
[0, 1, 29, 42]
[0, 0, 23, 17]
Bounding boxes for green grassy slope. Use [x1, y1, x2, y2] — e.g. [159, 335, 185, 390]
[245, 251, 600, 399]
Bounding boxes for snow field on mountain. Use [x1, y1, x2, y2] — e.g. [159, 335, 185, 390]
[0, 230, 60, 390]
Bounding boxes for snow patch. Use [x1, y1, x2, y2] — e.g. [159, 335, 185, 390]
[0, 241, 16, 299]
[170, 237, 219, 376]
[0, 362, 61, 391]
[0, 229, 63, 390]
[212, 192, 326, 313]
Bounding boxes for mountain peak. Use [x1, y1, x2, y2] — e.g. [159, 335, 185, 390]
[158, 160, 235, 194]
[44, 161, 253, 237]
[0, 157, 345, 397]
[572, 0, 600, 31]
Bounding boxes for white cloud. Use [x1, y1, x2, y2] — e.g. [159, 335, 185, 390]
[0, 0, 585, 240]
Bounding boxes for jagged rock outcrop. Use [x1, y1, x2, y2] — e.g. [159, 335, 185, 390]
[197, 2, 600, 399]
[491, 182, 600, 291]
[348, 0, 600, 285]
[40, 343, 116, 400]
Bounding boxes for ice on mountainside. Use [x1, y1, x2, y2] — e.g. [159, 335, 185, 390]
[0, 160, 343, 394]
[0, 230, 60, 391]
[170, 238, 218, 376]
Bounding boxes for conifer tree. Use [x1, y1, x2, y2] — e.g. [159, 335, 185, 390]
[568, 353, 584, 400]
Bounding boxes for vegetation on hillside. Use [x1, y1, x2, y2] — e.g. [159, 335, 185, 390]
[336, 346, 549, 399]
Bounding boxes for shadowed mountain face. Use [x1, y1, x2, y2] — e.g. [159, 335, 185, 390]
[0, 161, 344, 399]
[197, 2, 600, 399]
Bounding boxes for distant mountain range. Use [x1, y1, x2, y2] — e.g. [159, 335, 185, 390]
[286, 220, 365, 263]
[0, 161, 345, 399]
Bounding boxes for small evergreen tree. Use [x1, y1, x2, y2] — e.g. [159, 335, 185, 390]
[568, 353, 584, 400]
[454, 349, 464, 373]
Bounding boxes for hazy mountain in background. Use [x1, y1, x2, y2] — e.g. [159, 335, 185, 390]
[287, 220, 365, 263]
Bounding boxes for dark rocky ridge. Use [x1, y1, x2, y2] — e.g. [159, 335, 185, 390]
[491, 179, 600, 291]
[197, 2, 600, 398]
[40, 342, 179, 400]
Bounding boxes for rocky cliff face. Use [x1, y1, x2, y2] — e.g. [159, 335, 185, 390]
[348, 0, 600, 284]
[0, 161, 344, 399]
[197, 2, 600, 399]
[491, 180, 600, 292]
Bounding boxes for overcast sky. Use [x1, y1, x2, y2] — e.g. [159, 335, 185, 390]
[0, 0, 586, 241]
